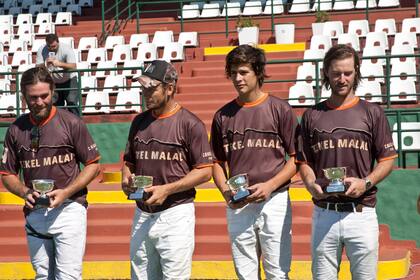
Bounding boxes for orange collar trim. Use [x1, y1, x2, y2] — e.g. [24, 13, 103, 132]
[326, 97, 360, 111]
[236, 93, 268, 108]
[29, 106, 57, 127]
[153, 103, 181, 119]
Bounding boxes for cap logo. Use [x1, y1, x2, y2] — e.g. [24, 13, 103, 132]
[145, 64, 155, 74]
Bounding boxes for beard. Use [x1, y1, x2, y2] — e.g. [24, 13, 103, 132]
[29, 102, 53, 123]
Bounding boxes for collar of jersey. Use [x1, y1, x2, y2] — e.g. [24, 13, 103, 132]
[236, 92, 268, 108]
[326, 96, 360, 111]
[153, 103, 181, 119]
[29, 106, 57, 127]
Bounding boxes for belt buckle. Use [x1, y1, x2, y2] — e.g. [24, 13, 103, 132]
[335, 203, 339, 212]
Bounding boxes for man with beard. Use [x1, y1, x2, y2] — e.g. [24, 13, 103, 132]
[0, 66, 100, 279]
[122, 60, 213, 279]
[296, 45, 397, 279]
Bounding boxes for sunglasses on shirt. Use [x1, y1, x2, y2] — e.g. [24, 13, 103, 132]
[30, 126, 40, 151]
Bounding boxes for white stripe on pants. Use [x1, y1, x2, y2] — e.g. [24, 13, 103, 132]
[130, 203, 195, 280]
[311, 205, 379, 280]
[25, 201, 87, 280]
[227, 190, 292, 280]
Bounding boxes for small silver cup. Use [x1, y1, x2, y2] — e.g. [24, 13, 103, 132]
[128, 175, 153, 201]
[226, 173, 250, 203]
[323, 167, 347, 193]
[32, 179, 54, 207]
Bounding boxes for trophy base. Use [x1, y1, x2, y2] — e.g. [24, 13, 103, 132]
[231, 189, 250, 204]
[128, 190, 145, 201]
[325, 183, 346, 194]
[35, 196, 51, 207]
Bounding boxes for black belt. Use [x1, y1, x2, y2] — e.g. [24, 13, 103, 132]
[25, 223, 53, 240]
[314, 201, 364, 212]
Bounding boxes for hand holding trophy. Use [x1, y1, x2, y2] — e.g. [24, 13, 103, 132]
[32, 179, 55, 207]
[323, 167, 347, 194]
[226, 173, 250, 203]
[128, 175, 153, 201]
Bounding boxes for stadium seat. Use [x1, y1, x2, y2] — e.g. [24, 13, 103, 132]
[79, 0, 93, 7]
[61, 0, 75, 8]
[0, 35, 12, 48]
[311, 0, 332, 11]
[365, 31, 389, 50]
[86, 47, 107, 64]
[296, 63, 321, 87]
[333, 0, 354, 10]
[111, 90, 141, 113]
[393, 32, 418, 49]
[263, 0, 284, 15]
[355, 80, 383, 103]
[310, 34, 332, 50]
[8, 39, 28, 53]
[0, 79, 11, 93]
[137, 43, 157, 62]
[274, 23, 294, 44]
[390, 44, 415, 64]
[76, 61, 91, 76]
[80, 75, 97, 95]
[0, 24, 13, 36]
[389, 79, 417, 102]
[392, 122, 420, 151]
[66, 4, 82, 16]
[22, 0, 36, 10]
[401, 17, 420, 34]
[303, 49, 325, 68]
[0, 65, 12, 79]
[320, 86, 331, 101]
[180, 4, 200, 19]
[78, 36, 98, 50]
[42, 0, 56, 9]
[4, 0, 17, 10]
[378, 0, 400, 8]
[161, 42, 184, 62]
[15, 14, 33, 26]
[362, 46, 386, 65]
[322, 21, 344, 39]
[288, 83, 315, 106]
[104, 35, 125, 50]
[11, 51, 32, 66]
[122, 59, 143, 78]
[55, 11, 72, 25]
[178, 32, 198, 47]
[129, 33, 149, 50]
[35, 13, 53, 25]
[48, 5, 62, 15]
[8, 7, 23, 17]
[111, 44, 132, 63]
[337, 33, 360, 51]
[220, 2, 241, 17]
[348, 19, 370, 37]
[360, 61, 385, 83]
[200, 3, 220, 18]
[0, 93, 21, 116]
[59, 36, 75, 49]
[16, 63, 35, 76]
[355, 0, 377, 9]
[29, 5, 43, 16]
[31, 38, 45, 53]
[94, 61, 116, 78]
[0, 53, 8, 66]
[103, 75, 126, 95]
[374, 18, 397, 36]
[390, 60, 417, 83]
[242, 1, 262, 16]
[17, 24, 34, 36]
[0, 15, 13, 26]
[37, 23, 56, 35]
[152, 31, 174, 48]
[83, 91, 110, 114]
[289, 0, 310, 13]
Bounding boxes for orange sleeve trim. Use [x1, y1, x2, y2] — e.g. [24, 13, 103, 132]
[295, 160, 308, 164]
[378, 154, 398, 162]
[85, 156, 101, 165]
[195, 163, 214, 169]
[288, 153, 296, 157]
[213, 160, 225, 164]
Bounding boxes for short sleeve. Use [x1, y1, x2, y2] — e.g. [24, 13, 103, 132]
[210, 113, 226, 162]
[0, 127, 20, 175]
[372, 108, 397, 161]
[72, 120, 100, 165]
[186, 121, 213, 168]
[278, 104, 298, 156]
[123, 118, 138, 165]
[295, 110, 314, 164]
[65, 45, 76, 64]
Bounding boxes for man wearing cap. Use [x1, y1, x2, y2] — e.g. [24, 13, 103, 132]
[121, 60, 213, 279]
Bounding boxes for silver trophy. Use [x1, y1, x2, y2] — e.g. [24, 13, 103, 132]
[128, 175, 153, 201]
[226, 173, 250, 203]
[32, 179, 55, 207]
[323, 167, 347, 193]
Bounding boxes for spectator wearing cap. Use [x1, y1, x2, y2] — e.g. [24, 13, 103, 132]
[121, 60, 213, 279]
[36, 33, 79, 116]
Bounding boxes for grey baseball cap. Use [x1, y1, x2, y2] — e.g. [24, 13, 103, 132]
[134, 60, 178, 88]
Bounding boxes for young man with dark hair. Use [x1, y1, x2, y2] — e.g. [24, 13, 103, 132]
[0, 65, 100, 279]
[296, 44, 397, 279]
[211, 45, 298, 279]
[122, 60, 213, 279]
[36, 33, 79, 115]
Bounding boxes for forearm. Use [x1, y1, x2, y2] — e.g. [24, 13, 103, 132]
[58, 61, 76, 70]
[121, 161, 135, 184]
[165, 166, 212, 195]
[365, 158, 395, 186]
[1, 174, 29, 199]
[212, 162, 229, 194]
[264, 156, 297, 192]
[62, 162, 100, 198]
[299, 163, 317, 188]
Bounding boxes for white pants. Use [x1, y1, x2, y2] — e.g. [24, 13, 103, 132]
[25, 201, 87, 280]
[227, 190, 292, 280]
[130, 203, 195, 280]
[311, 205, 379, 280]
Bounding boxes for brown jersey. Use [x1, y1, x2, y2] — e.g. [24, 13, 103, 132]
[296, 97, 397, 206]
[211, 93, 298, 188]
[0, 107, 100, 207]
[124, 104, 213, 213]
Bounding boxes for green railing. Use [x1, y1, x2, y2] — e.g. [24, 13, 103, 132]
[102, 0, 419, 40]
